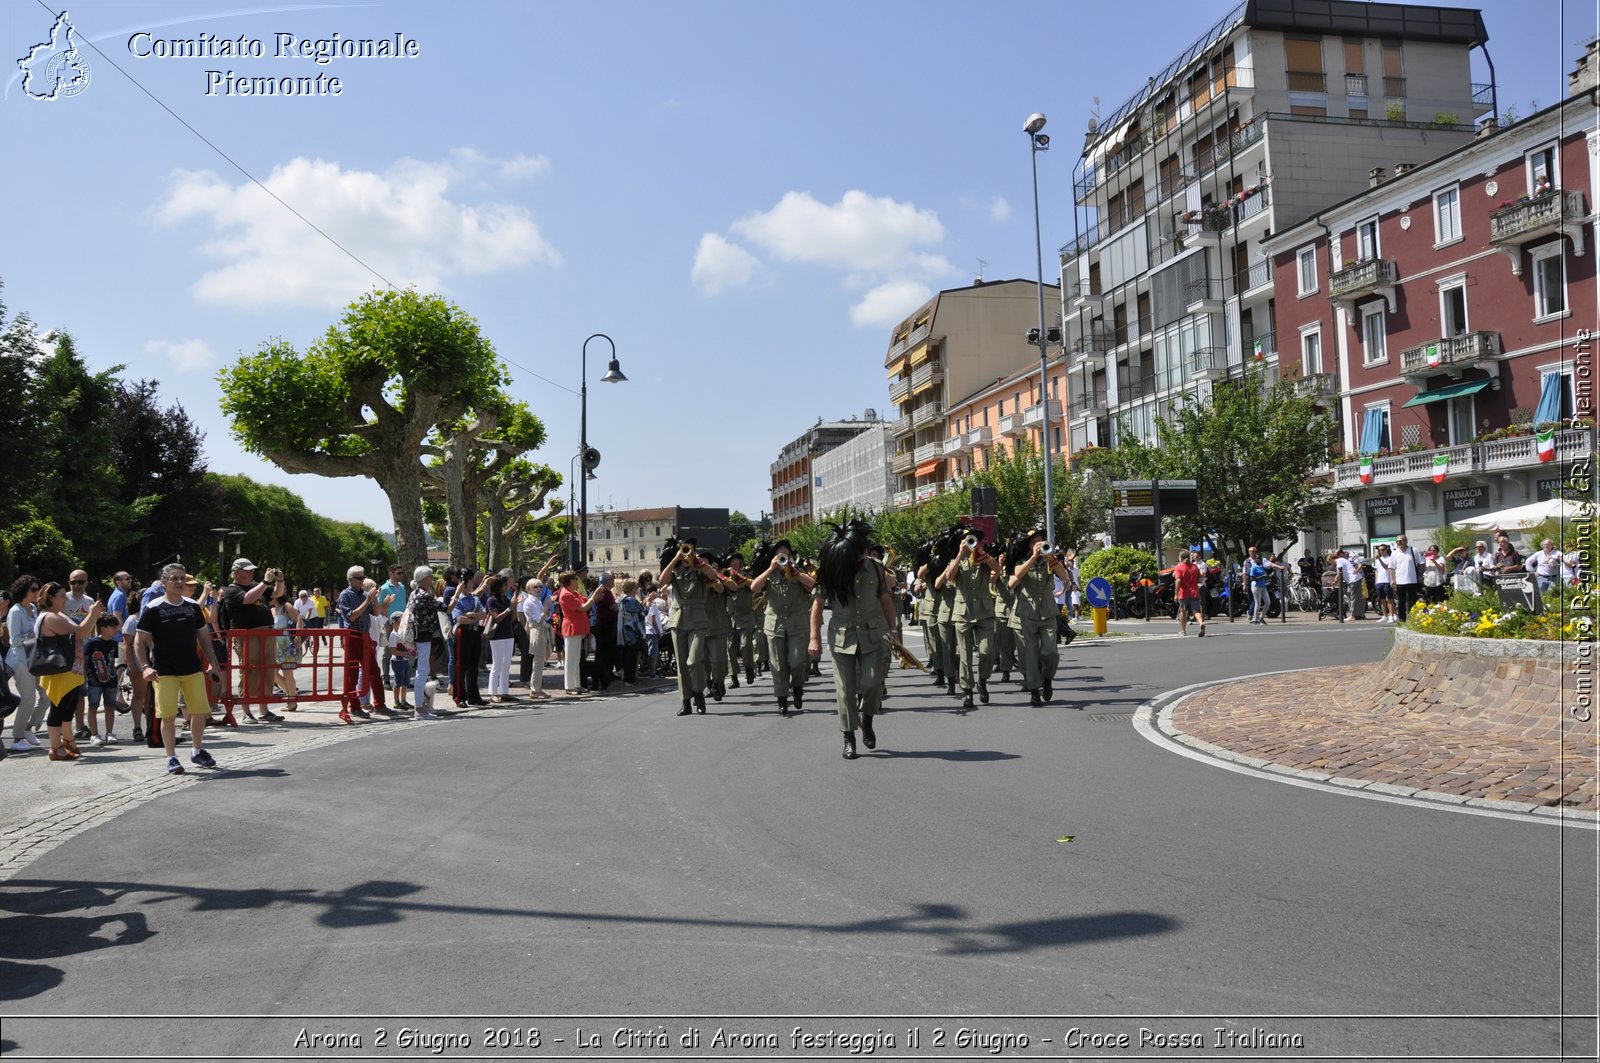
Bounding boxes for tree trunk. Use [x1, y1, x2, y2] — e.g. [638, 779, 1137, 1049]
[440, 433, 476, 571]
[375, 460, 427, 569]
[484, 489, 505, 573]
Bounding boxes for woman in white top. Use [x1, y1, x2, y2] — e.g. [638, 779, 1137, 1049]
[519, 578, 550, 699]
[6, 575, 43, 751]
[1372, 544, 1395, 623]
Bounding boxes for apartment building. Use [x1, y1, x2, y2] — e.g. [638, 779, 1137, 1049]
[770, 417, 878, 534]
[585, 506, 731, 570]
[1060, 0, 1492, 458]
[884, 278, 1058, 508]
[811, 422, 895, 519]
[1267, 85, 1595, 547]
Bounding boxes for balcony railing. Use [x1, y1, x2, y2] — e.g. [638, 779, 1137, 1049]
[911, 401, 944, 426]
[1287, 70, 1327, 92]
[1189, 347, 1226, 379]
[1383, 77, 1406, 97]
[1344, 74, 1369, 96]
[906, 323, 931, 350]
[1399, 330, 1501, 377]
[1193, 117, 1265, 174]
[1185, 277, 1225, 311]
[1069, 390, 1108, 418]
[1488, 190, 1587, 260]
[1235, 260, 1272, 295]
[914, 482, 943, 502]
[1290, 372, 1336, 403]
[913, 441, 943, 463]
[1478, 428, 1590, 471]
[1329, 258, 1399, 303]
[893, 488, 915, 508]
[890, 449, 915, 475]
[942, 434, 969, 457]
[888, 415, 914, 438]
[1079, 323, 1119, 354]
[910, 360, 943, 391]
[967, 425, 994, 447]
[1022, 399, 1063, 428]
[1333, 433, 1593, 490]
[888, 376, 911, 403]
[1245, 332, 1277, 359]
[888, 337, 907, 360]
[1235, 186, 1270, 224]
[1471, 81, 1495, 116]
[998, 413, 1022, 438]
[1118, 375, 1159, 401]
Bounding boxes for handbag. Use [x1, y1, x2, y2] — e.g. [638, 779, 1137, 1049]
[29, 632, 74, 676]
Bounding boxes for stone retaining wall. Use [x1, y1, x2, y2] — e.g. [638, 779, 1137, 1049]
[1348, 628, 1594, 741]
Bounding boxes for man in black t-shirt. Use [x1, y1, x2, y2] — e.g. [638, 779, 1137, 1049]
[135, 563, 223, 775]
[219, 558, 282, 722]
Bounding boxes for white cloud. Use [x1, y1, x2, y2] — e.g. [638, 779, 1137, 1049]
[691, 233, 759, 295]
[731, 190, 949, 275]
[144, 338, 215, 372]
[497, 153, 552, 180]
[989, 196, 1012, 223]
[850, 280, 933, 328]
[153, 155, 560, 309]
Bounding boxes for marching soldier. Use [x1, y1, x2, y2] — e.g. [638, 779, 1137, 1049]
[1007, 529, 1072, 706]
[724, 552, 760, 689]
[913, 541, 943, 688]
[992, 539, 1018, 683]
[700, 549, 732, 703]
[936, 529, 1000, 710]
[659, 538, 710, 715]
[808, 520, 896, 760]
[934, 528, 961, 698]
[748, 539, 814, 715]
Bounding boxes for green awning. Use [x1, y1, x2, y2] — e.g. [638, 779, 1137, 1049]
[1402, 377, 1494, 408]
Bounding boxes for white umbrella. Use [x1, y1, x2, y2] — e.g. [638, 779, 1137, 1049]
[1452, 497, 1586, 530]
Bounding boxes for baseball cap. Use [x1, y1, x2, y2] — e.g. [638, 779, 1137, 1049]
[232, 558, 257, 572]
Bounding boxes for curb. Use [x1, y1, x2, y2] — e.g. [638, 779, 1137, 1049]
[1132, 670, 1600, 830]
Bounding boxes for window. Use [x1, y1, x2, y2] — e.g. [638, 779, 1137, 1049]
[623, 548, 630, 561]
[1536, 365, 1576, 424]
[1446, 395, 1476, 446]
[1440, 280, 1468, 336]
[997, 399, 1005, 417]
[1527, 144, 1558, 192]
[654, 525, 661, 536]
[1300, 326, 1322, 376]
[1285, 36, 1325, 91]
[1381, 40, 1404, 96]
[1356, 217, 1380, 261]
[1358, 404, 1391, 453]
[1532, 243, 1567, 319]
[622, 527, 629, 537]
[1433, 186, 1461, 244]
[1294, 247, 1317, 296]
[1361, 305, 1387, 365]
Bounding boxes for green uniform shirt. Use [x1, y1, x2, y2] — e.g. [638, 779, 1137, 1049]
[950, 562, 997, 624]
[1010, 562, 1056, 625]
[668, 565, 712, 633]
[934, 580, 956, 624]
[762, 573, 811, 638]
[817, 562, 891, 655]
[994, 576, 1014, 623]
[730, 583, 759, 631]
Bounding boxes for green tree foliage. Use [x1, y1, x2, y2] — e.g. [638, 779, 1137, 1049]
[218, 289, 506, 567]
[108, 378, 209, 577]
[1113, 370, 1332, 558]
[421, 397, 549, 569]
[1078, 544, 1159, 595]
[197, 473, 394, 589]
[2, 504, 79, 580]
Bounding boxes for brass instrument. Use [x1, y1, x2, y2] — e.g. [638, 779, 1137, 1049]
[885, 633, 928, 672]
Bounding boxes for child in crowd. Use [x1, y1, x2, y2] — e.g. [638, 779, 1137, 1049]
[83, 615, 121, 745]
[388, 608, 414, 711]
[271, 597, 300, 712]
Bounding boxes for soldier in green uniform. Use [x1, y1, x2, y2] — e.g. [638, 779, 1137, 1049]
[808, 519, 896, 760]
[659, 538, 712, 715]
[934, 529, 961, 699]
[724, 552, 760, 689]
[913, 540, 943, 688]
[700, 549, 732, 703]
[1007, 529, 1072, 706]
[992, 537, 1018, 684]
[936, 528, 1000, 710]
[749, 539, 814, 715]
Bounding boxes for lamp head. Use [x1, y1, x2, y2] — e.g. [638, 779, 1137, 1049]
[600, 358, 627, 384]
[1024, 112, 1047, 135]
[1027, 327, 1041, 345]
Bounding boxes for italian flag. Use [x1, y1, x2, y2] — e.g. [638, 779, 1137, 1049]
[1536, 429, 1556, 463]
[1433, 453, 1450, 483]
[1359, 456, 1373, 484]
[1426, 344, 1441, 368]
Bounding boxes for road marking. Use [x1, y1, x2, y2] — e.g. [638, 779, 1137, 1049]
[1133, 672, 1600, 831]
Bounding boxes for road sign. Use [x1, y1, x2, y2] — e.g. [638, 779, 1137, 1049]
[1113, 484, 1154, 515]
[1085, 577, 1114, 609]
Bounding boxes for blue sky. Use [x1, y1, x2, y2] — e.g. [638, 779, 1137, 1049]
[1, 0, 1589, 536]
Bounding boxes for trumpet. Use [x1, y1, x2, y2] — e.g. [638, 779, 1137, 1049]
[775, 554, 792, 570]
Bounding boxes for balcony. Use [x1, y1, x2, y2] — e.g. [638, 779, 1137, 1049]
[888, 414, 914, 439]
[1068, 390, 1107, 420]
[1328, 258, 1399, 313]
[913, 441, 943, 463]
[1234, 185, 1270, 225]
[1070, 280, 1107, 309]
[887, 337, 907, 360]
[1287, 70, 1327, 92]
[890, 448, 915, 475]
[1477, 428, 1591, 471]
[1235, 259, 1272, 296]
[1290, 372, 1336, 404]
[1118, 374, 1158, 401]
[1246, 332, 1277, 360]
[910, 360, 944, 394]
[1022, 399, 1063, 429]
[914, 482, 943, 502]
[1488, 190, 1586, 275]
[1193, 117, 1266, 176]
[1334, 443, 1476, 490]
[888, 376, 911, 403]
[1185, 278, 1225, 314]
[942, 434, 969, 457]
[1078, 323, 1118, 354]
[1185, 210, 1233, 242]
[906, 323, 931, 350]
[967, 425, 993, 447]
[893, 488, 915, 508]
[1189, 346, 1226, 381]
[1383, 76, 1406, 97]
[911, 401, 944, 426]
[998, 413, 1022, 438]
[1344, 74, 1368, 96]
[1399, 331, 1501, 380]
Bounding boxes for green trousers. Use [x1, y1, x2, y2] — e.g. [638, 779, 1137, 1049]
[767, 631, 808, 697]
[674, 629, 707, 701]
[938, 620, 958, 680]
[923, 618, 942, 675]
[729, 628, 760, 678]
[993, 622, 1016, 673]
[1013, 621, 1058, 692]
[953, 618, 995, 693]
[830, 643, 887, 732]
[704, 631, 728, 687]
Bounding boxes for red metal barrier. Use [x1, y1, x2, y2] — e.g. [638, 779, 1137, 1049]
[219, 628, 365, 724]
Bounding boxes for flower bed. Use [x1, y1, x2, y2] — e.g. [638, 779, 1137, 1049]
[1405, 587, 1594, 642]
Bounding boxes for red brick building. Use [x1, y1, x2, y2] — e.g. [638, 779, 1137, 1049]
[1266, 88, 1595, 549]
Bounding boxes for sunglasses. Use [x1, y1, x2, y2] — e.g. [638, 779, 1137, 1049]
[69, 579, 87, 585]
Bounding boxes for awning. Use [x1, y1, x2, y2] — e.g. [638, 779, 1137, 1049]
[1402, 377, 1494, 408]
[914, 459, 943, 477]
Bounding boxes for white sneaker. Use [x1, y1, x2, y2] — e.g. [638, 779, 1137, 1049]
[23, 732, 43, 748]
[8, 740, 34, 752]
[103, 733, 119, 744]
[92, 734, 109, 747]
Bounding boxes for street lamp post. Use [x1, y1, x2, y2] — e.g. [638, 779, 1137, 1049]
[580, 333, 627, 570]
[1026, 111, 1059, 549]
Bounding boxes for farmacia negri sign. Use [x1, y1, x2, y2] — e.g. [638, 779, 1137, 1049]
[127, 31, 421, 96]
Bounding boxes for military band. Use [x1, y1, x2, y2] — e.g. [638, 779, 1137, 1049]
[808, 519, 896, 760]
[936, 528, 1000, 710]
[1007, 528, 1070, 706]
[748, 538, 814, 715]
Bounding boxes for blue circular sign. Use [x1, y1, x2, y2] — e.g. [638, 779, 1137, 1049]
[1085, 577, 1114, 608]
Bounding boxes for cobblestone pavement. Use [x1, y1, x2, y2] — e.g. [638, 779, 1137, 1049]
[1169, 666, 1600, 814]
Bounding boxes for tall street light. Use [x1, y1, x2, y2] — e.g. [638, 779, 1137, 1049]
[1026, 111, 1060, 549]
[580, 333, 627, 569]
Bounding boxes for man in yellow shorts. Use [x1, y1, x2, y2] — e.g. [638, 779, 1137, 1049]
[134, 563, 223, 775]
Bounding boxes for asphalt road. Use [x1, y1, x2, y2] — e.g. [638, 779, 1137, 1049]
[3, 621, 1594, 1062]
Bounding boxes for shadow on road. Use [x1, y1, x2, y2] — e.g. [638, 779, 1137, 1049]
[0, 877, 1180, 993]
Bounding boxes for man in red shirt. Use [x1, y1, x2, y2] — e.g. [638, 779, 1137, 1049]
[1172, 550, 1206, 637]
